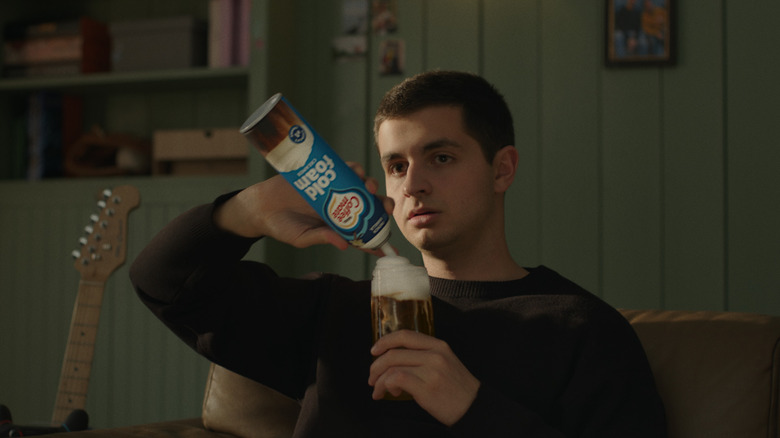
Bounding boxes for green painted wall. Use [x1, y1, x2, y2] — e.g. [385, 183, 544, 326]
[1, 0, 778, 429]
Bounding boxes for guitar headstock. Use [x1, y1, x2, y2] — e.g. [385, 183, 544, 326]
[72, 185, 140, 281]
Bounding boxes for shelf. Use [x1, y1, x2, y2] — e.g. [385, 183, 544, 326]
[0, 66, 249, 94]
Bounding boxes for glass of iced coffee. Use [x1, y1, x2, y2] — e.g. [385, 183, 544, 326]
[371, 255, 434, 400]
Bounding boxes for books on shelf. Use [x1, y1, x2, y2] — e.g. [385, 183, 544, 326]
[2, 17, 110, 78]
[26, 91, 63, 179]
[23, 91, 84, 180]
[209, 0, 251, 68]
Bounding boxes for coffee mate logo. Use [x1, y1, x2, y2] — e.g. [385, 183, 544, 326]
[326, 189, 367, 231]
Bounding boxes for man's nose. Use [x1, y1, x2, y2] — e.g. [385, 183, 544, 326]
[402, 164, 432, 197]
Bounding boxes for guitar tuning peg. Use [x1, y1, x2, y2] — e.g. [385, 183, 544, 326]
[97, 200, 107, 209]
[79, 237, 88, 246]
[105, 208, 115, 216]
[71, 250, 81, 259]
[100, 220, 109, 229]
[85, 225, 94, 234]
[102, 188, 112, 198]
[112, 196, 121, 204]
[90, 214, 99, 223]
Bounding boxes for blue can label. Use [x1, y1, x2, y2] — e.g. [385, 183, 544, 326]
[278, 124, 389, 246]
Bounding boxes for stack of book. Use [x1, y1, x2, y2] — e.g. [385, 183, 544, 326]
[2, 17, 110, 78]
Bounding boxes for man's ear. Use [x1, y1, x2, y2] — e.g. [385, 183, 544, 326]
[493, 145, 519, 193]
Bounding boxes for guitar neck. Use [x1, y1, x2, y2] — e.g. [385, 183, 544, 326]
[52, 279, 106, 424]
[52, 185, 139, 425]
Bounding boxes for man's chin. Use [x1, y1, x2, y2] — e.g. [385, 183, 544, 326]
[403, 228, 448, 253]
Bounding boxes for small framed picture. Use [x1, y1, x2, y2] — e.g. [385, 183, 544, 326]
[379, 39, 405, 75]
[606, 0, 675, 67]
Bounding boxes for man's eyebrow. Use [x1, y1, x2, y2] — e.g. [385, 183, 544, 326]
[380, 152, 402, 164]
[380, 139, 462, 163]
[423, 139, 461, 152]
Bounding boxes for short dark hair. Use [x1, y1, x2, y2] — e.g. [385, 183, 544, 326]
[374, 70, 515, 162]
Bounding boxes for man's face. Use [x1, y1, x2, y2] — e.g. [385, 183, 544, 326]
[377, 105, 498, 254]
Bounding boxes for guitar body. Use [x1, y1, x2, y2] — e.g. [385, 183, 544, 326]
[51, 185, 139, 425]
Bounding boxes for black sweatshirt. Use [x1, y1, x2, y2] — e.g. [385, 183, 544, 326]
[130, 200, 667, 438]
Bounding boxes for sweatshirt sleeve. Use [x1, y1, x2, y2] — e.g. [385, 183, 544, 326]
[129, 193, 258, 306]
[129, 194, 324, 399]
[450, 385, 567, 438]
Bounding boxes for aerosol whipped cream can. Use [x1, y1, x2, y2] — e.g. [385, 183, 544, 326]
[240, 93, 391, 249]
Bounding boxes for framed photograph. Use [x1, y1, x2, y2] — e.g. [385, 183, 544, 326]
[606, 0, 675, 66]
[378, 39, 405, 75]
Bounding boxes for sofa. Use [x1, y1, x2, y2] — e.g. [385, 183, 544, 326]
[51, 309, 780, 438]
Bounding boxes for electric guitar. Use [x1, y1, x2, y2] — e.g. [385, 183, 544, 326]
[51, 185, 140, 425]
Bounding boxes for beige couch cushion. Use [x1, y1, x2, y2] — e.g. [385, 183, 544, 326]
[201, 364, 300, 438]
[621, 309, 780, 438]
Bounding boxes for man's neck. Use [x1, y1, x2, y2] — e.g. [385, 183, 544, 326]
[421, 243, 528, 282]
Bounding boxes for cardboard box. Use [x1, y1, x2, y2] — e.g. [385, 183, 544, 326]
[153, 128, 248, 175]
[110, 16, 206, 72]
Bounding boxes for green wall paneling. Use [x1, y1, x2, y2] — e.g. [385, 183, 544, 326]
[661, 0, 725, 311]
[483, 0, 543, 268]
[538, 0, 602, 293]
[601, 70, 663, 309]
[726, 0, 780, 313]
[424, 0, 480, 71]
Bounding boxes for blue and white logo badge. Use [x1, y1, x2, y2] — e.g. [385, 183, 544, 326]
[289, 125, 306, 144]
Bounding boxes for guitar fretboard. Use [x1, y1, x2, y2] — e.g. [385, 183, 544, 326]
[52, 280, 105, 424]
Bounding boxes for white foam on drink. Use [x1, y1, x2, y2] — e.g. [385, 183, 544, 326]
[371, 255, 430, 300]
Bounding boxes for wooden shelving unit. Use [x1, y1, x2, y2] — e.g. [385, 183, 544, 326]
[0, 66, 249, 93]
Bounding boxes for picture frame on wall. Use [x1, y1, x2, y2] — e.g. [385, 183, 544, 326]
[606, 0, 675, 66]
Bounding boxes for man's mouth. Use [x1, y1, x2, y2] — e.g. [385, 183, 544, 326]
[408, 207, 431, 218]
[407, 208, 439, 226]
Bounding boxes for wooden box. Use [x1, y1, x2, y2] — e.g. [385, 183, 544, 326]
[152, 128, 248, 175]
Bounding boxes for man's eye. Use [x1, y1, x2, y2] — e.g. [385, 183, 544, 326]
[389, 162, 407, 175]
[434, 154, 452, 164]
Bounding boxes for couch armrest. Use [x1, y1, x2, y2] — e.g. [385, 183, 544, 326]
[201, 364, 300, 438]
[621, 309, 780, 438]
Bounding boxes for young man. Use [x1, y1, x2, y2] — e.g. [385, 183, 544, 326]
[131, 71, 667, 436]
